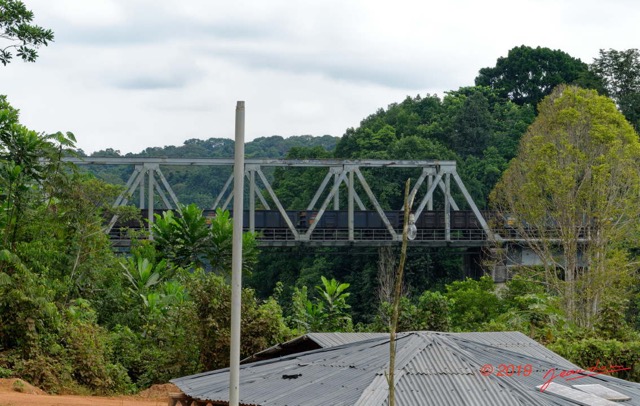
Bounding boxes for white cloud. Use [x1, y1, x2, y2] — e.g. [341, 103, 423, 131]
[3, 0, 640, 154]
[41, 0, 126, 27]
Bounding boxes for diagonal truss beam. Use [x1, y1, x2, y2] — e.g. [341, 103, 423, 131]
[67, 157, 494, 243]
[452, 171, 497, 240]
[213, 173, 234, 210]
[304, 170, 348, 239]
[246, 170, 271, 210]
[255, 169, 299, 238]
[106, 163, 182, 234]
[354, 168, 397, 239]
[156, 167, 180, 208]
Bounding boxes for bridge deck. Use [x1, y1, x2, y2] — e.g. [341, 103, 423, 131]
[109, 226, 492, 248]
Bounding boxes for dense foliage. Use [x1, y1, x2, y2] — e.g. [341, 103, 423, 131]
[492, 86, 640, 327]
[2, 44, 640, 393]
[0, 98, 291, 392]
[475, 45, 603, 108]
[591, 48, 640, 132]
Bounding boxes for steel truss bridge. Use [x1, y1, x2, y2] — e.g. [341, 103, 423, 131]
[66, 157, 505, 247]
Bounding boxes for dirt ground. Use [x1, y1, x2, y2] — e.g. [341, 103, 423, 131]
[0, 379, 179, 406]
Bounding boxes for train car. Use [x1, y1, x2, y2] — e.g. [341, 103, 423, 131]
[412, 210, 492, 230]
[133, 208, 492, 232]
[225, 210, 298, 229]
[298, 210, 404, 229]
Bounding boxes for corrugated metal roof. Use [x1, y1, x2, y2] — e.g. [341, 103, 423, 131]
[242, 332, 388, 363]
[306, 332, 389, 348]
[453, 331, 577, 368]
[171, 332, 640, 406]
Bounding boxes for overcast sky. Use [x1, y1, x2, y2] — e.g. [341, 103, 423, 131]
[3, 0, 639, 154]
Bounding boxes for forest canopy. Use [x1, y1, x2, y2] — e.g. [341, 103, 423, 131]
[2, 44, 640, 393]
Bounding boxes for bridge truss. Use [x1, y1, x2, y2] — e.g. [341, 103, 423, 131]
[65, 158, 498, 247]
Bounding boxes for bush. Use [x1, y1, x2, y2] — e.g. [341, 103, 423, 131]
[62, 301, 133, 394]
[549, 338, 640, 382]
[445, 276, 502, 331]
[0, 366, 13, 378]
[189, 271, 291, 371]
[416, 291, 450, 331]
[370, 292, 451, 333]
[1, 299, 134, 394]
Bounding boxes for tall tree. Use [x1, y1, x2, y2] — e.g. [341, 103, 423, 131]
[0, 95, 76, 248]
[475, 45, 599, 109]
[0, 0, 53, 65]
[591, 48, 640, 132]
[450, 90, 493, 157]
[491, 85, 640, 328]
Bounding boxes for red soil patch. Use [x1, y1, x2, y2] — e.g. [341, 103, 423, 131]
[0, 379, 172, 405]
[137, 383, 181, 399]
[0, 378, 47, 395]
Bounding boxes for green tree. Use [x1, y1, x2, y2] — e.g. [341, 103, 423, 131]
[152, 204, 211, 269]
[206, 208, 258, 274]
[491, 85, 640, 328]
[591, 48, 640, 132]
[188, 271, 290, 370]
[415, 290, 450, 331]
[0, 97, 136, 393]
[121, 257, 167, 296]
[331, 88, 532, 210]
[548, 338, 640, 383]
[0, 96, 76, 248]
[335, 95, 444, 159]
[291, 285, 327, 332]
[475, 45, 600, 108]
[152, 205, 258, 273]
[491, 273, 565, 342]
[450, 91, 493, 157]
[445, 276, 502, 331]
[0, 0, 53, 65]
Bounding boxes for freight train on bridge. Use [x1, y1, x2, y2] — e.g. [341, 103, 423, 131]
[111, 209, 501, 248]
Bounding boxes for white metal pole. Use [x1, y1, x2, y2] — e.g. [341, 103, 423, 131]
[148, 167, 154, 235]
[249, 170, 255, 233]
[229, 101, 245, 406]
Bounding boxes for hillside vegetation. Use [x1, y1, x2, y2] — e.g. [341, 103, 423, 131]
[2, 46, 640, 393]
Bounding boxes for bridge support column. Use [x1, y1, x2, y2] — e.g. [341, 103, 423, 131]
[445, 173, 450, 242]
[348, 170, 354, 241]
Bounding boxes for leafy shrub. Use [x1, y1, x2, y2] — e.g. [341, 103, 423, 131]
[62, 300, 133, 394]
[189, 271, 291, 371]
[445, 276, 502, 331]
[370, 291, 450, 333]
[0, 366, 12, 378]
[549, 338, 640, 382]
[416, 291, 450, 331]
